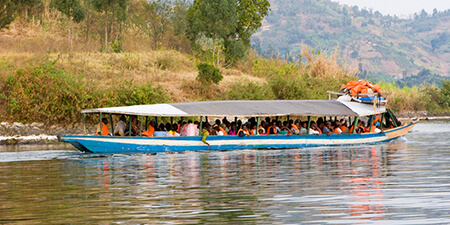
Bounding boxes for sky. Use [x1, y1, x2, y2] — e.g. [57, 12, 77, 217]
[332, 0, 450, 18]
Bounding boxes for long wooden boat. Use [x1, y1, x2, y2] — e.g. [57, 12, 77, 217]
[59, 100, 417, 153]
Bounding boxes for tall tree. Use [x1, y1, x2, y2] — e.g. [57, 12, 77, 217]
[91, 0, 127, 52]
[51, 0, 85, 49]
[0, 0, 16, 29]
[187, 0, 270, 65]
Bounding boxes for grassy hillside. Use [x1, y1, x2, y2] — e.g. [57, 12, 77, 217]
[253, 0, 450, 78]
[0, 4, 449, 124]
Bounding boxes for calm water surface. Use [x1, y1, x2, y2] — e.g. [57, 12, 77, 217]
[0, 121, 449, 224]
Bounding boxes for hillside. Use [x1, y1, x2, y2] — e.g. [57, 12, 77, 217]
[253, 0, 450, 78]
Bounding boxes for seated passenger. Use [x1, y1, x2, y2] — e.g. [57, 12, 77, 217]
[267, 121, 278, 135]
[300, 122, 307, 134]
[97, 118, 109, 136]
[142, 120, 156, 137]
[290, 120, 300, 134]
[201, 123, 212, 150]
[219, 124, 228, 136]
[228, 122, 237, 135]
[114, 115, 127, 136]
[309, 122, 320, 134]
[238, 125, 250, 137]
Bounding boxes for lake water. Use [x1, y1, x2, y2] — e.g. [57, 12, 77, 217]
[0, 121, 449, 224]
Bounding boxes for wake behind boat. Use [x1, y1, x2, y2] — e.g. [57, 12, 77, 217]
[58, 98, 417, 154]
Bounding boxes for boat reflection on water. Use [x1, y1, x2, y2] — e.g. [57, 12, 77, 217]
[76, 143, 398, 223]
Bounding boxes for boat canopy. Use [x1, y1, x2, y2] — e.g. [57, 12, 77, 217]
[81, 100, 386, 117]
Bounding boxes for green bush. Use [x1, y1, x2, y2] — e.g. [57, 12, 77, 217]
[108, 80, 168, 106]
[196, 63, 223, 85]
[440, 79, 450, 108]
[5, 61, 98, 122]
[226, 79, 275, 100]
[3, 61, 169, 123]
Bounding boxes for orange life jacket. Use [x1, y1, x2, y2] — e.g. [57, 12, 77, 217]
[250, 129, 256, 135]
[341, 125, 348, 132]
[267, 126, 277, 135]
[238, 129, 250, 136]
[97, 122, 108, 136]
[291, 124, 300, 134]
[142, 125, 155, 137]
[334, 127, 341, 134]
[219, 126, 228, 135]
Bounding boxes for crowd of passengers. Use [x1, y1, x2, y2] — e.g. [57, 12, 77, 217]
[97, 115, 386, 137]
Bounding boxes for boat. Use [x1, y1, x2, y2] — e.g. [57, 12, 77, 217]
[58, 99, 417, 154]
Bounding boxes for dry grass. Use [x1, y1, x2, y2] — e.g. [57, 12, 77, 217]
[302, 46, 357, 79]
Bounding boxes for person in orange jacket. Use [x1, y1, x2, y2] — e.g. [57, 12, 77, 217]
[97, 118, 109, 136]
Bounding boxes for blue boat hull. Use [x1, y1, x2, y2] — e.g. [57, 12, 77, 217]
[59, 122, 416, 154]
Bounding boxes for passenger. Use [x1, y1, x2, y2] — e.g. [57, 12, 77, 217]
[250, 124, 257, 135]
[258, 128, 266, 135]
[321, 122, 332, 135]
[219, 124, 228, 136]
[340, 119, 348, 133]
[215, 119, 221, 127]
[279, 126, 291, 135]
[300, 122, 307, 134]
[194, 121, 200, 134]
[158, 123, 165, 132]
[114, 115, 127, 136]
[260, 121, 267, 133]
[290, 120, 300, 134]
[131, 116, 141, 136]
[355, 121, 364, 133]
[333, 122, 342, 134]
[201, 123, 212, 150]
[228, 122, 237, 135]
[309, 122, 320, 134]
[210, 124, 218, 135]
[238, 125, 250, 137]
[97, 118, 109, 136]
[142, 120, 156, 137]
[276, 121, 282, 132]
[267, 121, 278, 135]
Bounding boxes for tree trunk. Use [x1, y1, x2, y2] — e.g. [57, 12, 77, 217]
[68, 18, 72, 50]
[85, 10, 90, 44]
[105, 9, 108, 52]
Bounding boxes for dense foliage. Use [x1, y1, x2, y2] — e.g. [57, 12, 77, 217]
[3, 61, 167, 123]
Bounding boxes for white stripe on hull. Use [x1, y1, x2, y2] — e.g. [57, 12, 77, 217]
[63, 135, 389, 147]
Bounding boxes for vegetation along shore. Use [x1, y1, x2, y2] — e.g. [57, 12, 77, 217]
[0, 0, 449, 141]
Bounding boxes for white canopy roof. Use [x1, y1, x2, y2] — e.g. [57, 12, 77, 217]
[81, 100, 386, 117]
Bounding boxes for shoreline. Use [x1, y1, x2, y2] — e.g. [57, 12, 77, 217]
[0, 116, 449, 145]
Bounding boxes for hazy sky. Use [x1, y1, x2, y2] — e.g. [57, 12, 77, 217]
[332, 0, 450, 18]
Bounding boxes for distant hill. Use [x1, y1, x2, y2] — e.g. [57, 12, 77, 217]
[252, 0, 450, 79]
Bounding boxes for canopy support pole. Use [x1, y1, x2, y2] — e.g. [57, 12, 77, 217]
[387, 109, 397, 127]
[352, 117, 359, 134]
[199, 116, 203, 135]
[368, 115, 374, 133]
[139, 116, 143, 136]
[256, 117, 261, 135]
[170, 117, 173, 126]
[287, 115, 289, 122]
[129, 115, 132, 136]
[348, 117, 352, 126]
[205, 116, 208, 125]
[380, 113, 385, 128]
[155, 117, 158, 128]
[145, 116, 148, 130]
[82, 113, 87, 135]
[307, 116, 311, 134]
[109, 114, 113, 136]
[234, 117, 237, 125]
[99, 112, 102, 136]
